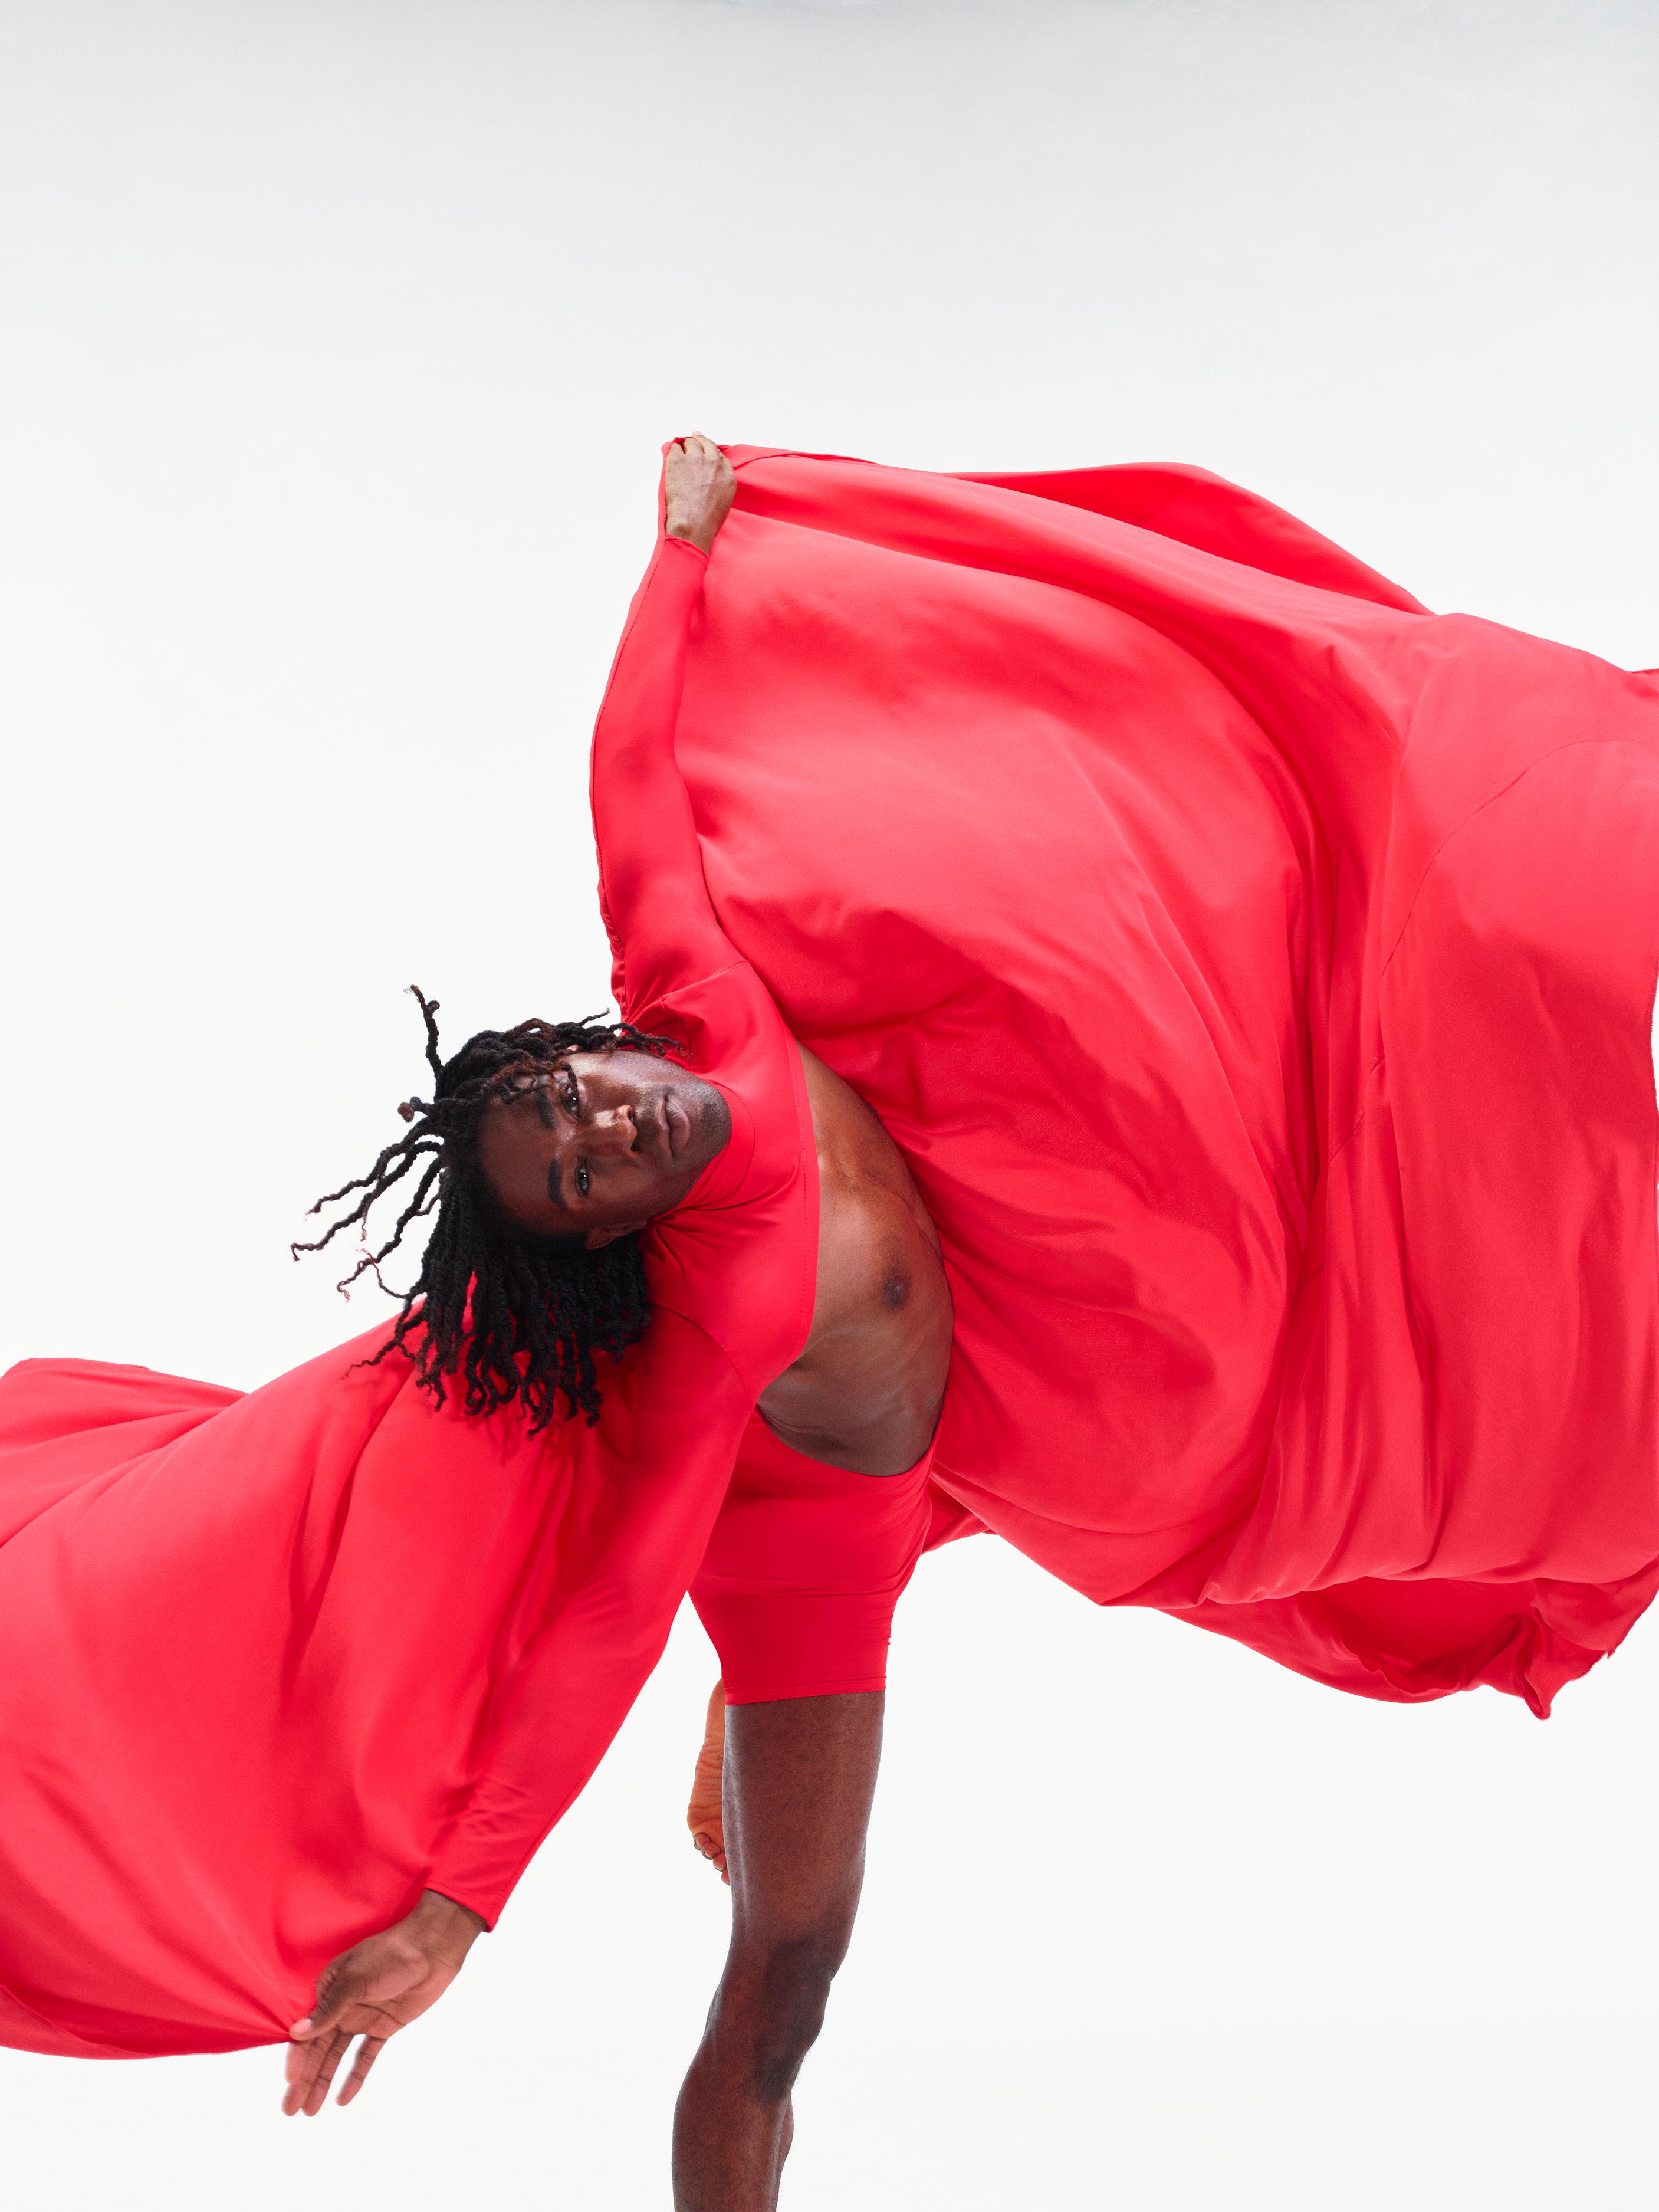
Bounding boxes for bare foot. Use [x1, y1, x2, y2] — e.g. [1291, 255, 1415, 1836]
[686, 1678, 729, 1883]
[664, 434, 735, 556]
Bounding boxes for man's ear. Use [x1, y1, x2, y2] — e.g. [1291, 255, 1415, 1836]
[584, 1220, 648, 1252]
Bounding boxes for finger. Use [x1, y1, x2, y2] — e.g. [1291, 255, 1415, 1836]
[336, 2035, 387, 2107]
[282, 2034, 330, 2117]
[302, 2027, 353, 2118]
[281, 2044, 314, 2115]
[291, 1974, 343, 2040]
[292, 1968, 366, 2039]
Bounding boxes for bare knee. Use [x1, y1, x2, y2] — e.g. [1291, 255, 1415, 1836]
[717, 1931, 847, 2102]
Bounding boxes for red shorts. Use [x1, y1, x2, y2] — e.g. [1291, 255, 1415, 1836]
[690, 1411, 935, 1704]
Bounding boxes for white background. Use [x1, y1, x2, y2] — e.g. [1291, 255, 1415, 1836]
[2, 2, 1657, 2206]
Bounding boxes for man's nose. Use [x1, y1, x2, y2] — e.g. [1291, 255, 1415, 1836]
[580, 1106, 637, 1156]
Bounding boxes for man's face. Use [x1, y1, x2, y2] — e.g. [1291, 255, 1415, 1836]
[476, 1048, 731, 1248]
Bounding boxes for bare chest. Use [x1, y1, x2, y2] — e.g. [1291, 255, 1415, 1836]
[756, 1047, 952, 1477]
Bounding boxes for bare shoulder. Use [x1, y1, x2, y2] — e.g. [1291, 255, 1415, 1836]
[795, 1047, 941, 1247]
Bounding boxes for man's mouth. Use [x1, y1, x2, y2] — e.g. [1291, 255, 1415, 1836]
[664, 1092, 691, 1160]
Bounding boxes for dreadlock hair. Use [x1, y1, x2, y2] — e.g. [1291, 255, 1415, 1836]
[293, 986, 679, 1429]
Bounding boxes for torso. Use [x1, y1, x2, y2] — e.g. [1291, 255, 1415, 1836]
[757, 1045, 952, 1477]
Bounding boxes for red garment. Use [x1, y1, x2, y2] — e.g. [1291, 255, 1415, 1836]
[0, 533, 840, 2056]
[692, 1415, 934, 1704]
[676, 448, 1659, 1716]
[5, 452, 1657, 2065]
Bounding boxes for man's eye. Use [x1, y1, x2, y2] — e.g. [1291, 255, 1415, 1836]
[563, 1072, 580, 1115]
[576, 1161, 590, 1197]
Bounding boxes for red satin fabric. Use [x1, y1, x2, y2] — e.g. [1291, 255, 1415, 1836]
[0, 532, 833, 2053]
[676, 448, 1659, 1715]
[5, 454, 1657, 2065]
[692, 1415, 934, 1704]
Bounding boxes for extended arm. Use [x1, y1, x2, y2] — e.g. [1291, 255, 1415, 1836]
[284, 1309, 755, 2113]
[425, 1311, 754, 1921]
[593, 435, 741, 1015]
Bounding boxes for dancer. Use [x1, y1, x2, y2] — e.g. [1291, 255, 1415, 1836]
[277, 442, 954, 2210]
[304, 437, 1659, 2212]
[0, 439, 948, 2212]
[4, 436, 1657, 2212]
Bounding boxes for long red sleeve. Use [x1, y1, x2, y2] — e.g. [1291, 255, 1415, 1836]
[590, 533, 735, 1020]
[421, 526, 820, 1924]
[423, 1313, 753, 1927]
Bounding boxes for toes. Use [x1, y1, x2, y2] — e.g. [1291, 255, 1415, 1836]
[689, 1831, 730, 1878]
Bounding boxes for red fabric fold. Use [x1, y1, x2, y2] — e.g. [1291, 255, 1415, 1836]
[674, 447, 1659, 1712]
[4, 449, 1656, 2064]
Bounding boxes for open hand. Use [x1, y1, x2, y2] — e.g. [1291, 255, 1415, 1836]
[282, 1888, 486, 2116]
[664, 434, 735, 557]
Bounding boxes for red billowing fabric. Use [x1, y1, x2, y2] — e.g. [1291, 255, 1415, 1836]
[0, 533, 829, 2053]
[674, 448, 1659, 1716]
[4, 452, 1657, 2064]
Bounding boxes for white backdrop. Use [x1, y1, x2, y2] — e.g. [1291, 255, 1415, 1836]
[2, 3, 1657, 2206]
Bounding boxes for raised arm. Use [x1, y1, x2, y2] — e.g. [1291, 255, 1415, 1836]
[593, 435, 741, 1016]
